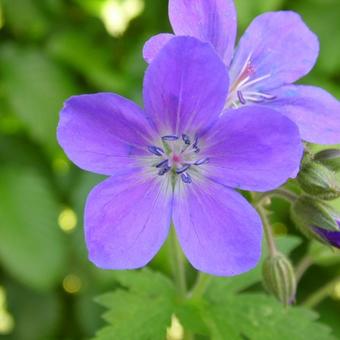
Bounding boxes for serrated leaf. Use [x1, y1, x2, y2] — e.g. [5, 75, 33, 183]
[205, 294, 335, 340]
[0, 167, 67, 291]
[95, 269, 176, 340]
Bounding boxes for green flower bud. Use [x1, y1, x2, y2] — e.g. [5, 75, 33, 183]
[262, 253, 296, 306]
[291, 196, 340, 243]
[297, 162, 340, 200]
[315, 149, 340, 172]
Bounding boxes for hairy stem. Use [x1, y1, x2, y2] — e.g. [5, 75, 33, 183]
[302, 276, 340, 308]
[295, 255, 313, 283]
[256, 205, 278, 257]
[257, 188, 298, 206]
[189, 272, 211, 300]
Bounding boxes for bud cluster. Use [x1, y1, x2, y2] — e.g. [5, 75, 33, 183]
[292, 148, 340, 249]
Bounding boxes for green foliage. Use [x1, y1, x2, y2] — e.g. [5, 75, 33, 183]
[0, 167, 67, 291]
[95, 269, 175, 340]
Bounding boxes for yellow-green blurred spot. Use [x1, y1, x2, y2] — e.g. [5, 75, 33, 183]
[58, 208, 77, 233]
[0, 287, 14, 335]
[53, 157, 70, 175]
[63, 274, 82, 294]
[100, 0, 144, 37]
[167, 315, 184, 340]
[331, 280, 340, 300]
[0, 311, 14, 335]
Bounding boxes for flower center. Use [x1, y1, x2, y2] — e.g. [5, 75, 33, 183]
[226, 53, 276, 109]
[147, 134, 209, 184]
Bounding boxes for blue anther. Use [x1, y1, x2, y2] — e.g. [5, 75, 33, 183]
[176, 164, 191, 174]
[193, 136, 199, 148]
[181, 172, 192, 184]
[156, 159, 169, 168]
[194, 158, 209, 166]
[162, 135, 179, 141]
[237, 90, 246, 105]
[182, 134, 191, 145]
[148, 145, 164, 156]
[194, 147, 200, 153]
[158, 166, 171, 176]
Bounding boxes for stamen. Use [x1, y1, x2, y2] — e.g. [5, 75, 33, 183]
[237, 91, 246, 105]
[194, 147, 200, 153]
[158, 166, 171, 176]
[194, 158, 209, 166]
[148, 145, 164, 156]
[181, 172, 192, 184]
[162, 135, 179, 141]
[176, 164, 191, 174]
[193, 136, 199, 148]
[182, 134, 191, 145]
[156, 159, 169, 168]
[245, 91, 277, 100]
[240, 74, 271, 89]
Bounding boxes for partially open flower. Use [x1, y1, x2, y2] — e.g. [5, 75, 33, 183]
[292, 196, 340, 248]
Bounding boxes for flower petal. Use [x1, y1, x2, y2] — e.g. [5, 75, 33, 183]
[85, 173, 173, 269]
[57, 93, 154, 176]
[314, 227, 340, 249]
[143, 33, 175, 63]
[169, 0, 237, 65]
[203, 106, 303, 191]
[265, 85, 340, 145]
[143, 36, 229, 136]
[172, 179, 262, 276]
[230, 11, 319, 91]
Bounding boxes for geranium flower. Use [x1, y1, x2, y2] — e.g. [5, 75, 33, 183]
[144, 0, 340, 145]
[57, 37, 303, 276]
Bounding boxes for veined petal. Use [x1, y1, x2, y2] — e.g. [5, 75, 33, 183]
[203, 106, 303, 191]
[265, 85, 340, 145]
[143, 36, 229, 136]
[172, 179, 262, 276]
[85, 173, 173, 269]
[143, 33, 175, 63]
[230, 11, 319, 91]
[57, 93, 154, 176]
[169, 0, 237, 65]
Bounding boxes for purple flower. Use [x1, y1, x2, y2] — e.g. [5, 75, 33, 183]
[314, 222, 340, 249]
[144, 0, 340, 145]
[57, 37, 303, 276]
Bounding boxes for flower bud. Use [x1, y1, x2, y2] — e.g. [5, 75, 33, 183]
[291, 196, 340, 247]
[297, 162, 340, 200]
[262, 253, 296, 306]
[315, 149, 340, 172]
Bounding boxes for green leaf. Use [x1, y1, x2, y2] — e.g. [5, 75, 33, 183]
[0, 167, 67, 291]
[205, 294, 335, 340]
[0, 44, 77, 154]
[95, 269, 176, 340]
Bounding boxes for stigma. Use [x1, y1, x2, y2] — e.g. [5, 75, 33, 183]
[147, 134, 209, 184]
[226, 53, 276, 109]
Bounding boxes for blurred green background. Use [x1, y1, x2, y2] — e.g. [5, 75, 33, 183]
[0, 0, 339, 339]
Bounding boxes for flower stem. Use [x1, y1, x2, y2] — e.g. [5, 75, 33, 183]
[302, 276, 340, 308]
[257, 188, 298, 206]
[256, 205, 278, 257]
[169, 226, 187, 297]
[295, 255, 313, 283]
[189, 272, 211, 300]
